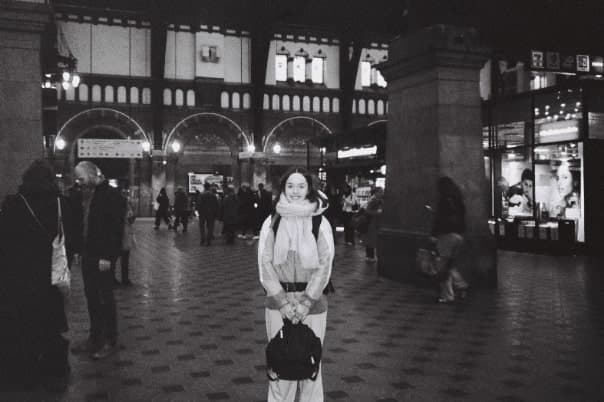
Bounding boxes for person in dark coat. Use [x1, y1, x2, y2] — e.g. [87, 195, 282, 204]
[220, 185, 240, 245]
[154, 188, 172, 230]
[196, 182, 220, 246]
[255, 183, 273, 232]
[361, 187, 384, 262]
[238, 183, 256, 238]
[70, 161, 126, 359]
[0, 159, 72, 390]
[431, 176, 469, 303]
[173, 186, 189, 232]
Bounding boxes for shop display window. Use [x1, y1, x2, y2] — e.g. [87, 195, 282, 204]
[492, 97, 532, 147]
[534, 89, 583, 144]
[587, 86, 604, 139]
[497, 148, 533, 219]
[534, 142, 584, 242]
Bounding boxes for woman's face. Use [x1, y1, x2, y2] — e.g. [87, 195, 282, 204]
[284, 173, 309, 203]
[556, 166, 573, 196]
[521, 179, 533, 201]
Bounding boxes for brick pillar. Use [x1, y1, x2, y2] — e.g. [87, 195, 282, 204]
[0, 1, 50, 200]
[377, 25, 497, 288]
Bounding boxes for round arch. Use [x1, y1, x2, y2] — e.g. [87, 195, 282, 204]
[264, 116, 332, 152]
[368, 119, 387, 127]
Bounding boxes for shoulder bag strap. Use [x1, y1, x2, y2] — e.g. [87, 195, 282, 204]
[57, 197, 64, 240]
[19, 194, 47, 232]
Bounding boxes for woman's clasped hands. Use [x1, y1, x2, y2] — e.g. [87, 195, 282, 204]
[279, 300, 310, 324]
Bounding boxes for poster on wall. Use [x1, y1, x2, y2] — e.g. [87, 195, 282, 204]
[496, 150, 534, 218]
[187, 173, 223, 193]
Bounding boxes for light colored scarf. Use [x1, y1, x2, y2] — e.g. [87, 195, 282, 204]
[273, 193, 327, 269]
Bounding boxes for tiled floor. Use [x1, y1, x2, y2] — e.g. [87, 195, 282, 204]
[3, 219, 604, 401]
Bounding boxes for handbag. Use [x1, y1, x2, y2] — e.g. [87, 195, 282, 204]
[20, 195, 71, 295]
[266, 319, 322, 381]
[416, 248, 447, 277]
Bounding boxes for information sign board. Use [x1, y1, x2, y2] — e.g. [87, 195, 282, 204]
[78, 139, 143, 158]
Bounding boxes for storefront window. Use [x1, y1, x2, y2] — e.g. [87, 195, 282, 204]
[586, 86, 604, 139]
[534, 142, 584, 242]
[497, 148, 534, 219]
[492, 97, 532, 147]
[534, 89, 583, 144]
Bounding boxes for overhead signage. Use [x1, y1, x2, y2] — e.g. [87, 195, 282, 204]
[530, 50, 603, 75]
[78, 139, 143, 158]
[337, 145, 377, 159]
[238, 151, 267, 159]
[188, 172, 223, 193]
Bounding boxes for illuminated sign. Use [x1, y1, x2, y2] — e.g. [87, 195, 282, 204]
[576, 55, 590, 72]
[530, 50, 602, 74]
[337, 145, 377, 159]
[187, 172, 223, 193]
[531, 50, 544, 69]
[77, 139, 144, 158]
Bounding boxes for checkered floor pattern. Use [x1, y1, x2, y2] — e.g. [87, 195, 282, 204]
[3, 219, 604, 401]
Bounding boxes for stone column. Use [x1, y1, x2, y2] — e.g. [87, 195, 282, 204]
[377, 25, 497, 288]
[0, 0, 50, 200]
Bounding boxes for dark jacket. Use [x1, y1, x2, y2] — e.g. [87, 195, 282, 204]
[174, 190, 189, 212]
[432, 195, 466, 236]
[71, 180, 126, 259]
[196, 190, 220, 219]
[0, 190, 72, 339]
[256, 189, 272, 219]
[156, 192, 170, 212]
[220, 193, 240, 225]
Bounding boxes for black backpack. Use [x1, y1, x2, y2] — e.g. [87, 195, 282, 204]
[271, 213, 335, 295]
[266, 318, 322, 381]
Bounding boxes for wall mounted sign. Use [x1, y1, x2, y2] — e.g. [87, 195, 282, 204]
[77, 139, 143, 158]
[188, 172, 223, 193]
[530, 50, 603, 75]
[337, 145, 377, 159]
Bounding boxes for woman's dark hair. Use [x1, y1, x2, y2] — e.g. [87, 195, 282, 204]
[437, 176, 463, 202]
[159, 188, 166, 195]
[19, 159, 58, 195]
[274, 167, 320, 206]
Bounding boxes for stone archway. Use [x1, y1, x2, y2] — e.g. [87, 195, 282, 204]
[263, 116, 332, 188]
[54, 108, 151, 215]
[163, 113, 247, 194]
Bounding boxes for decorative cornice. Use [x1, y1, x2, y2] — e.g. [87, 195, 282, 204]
[0, 0, 51, 33]
[378, 25, 490, 82]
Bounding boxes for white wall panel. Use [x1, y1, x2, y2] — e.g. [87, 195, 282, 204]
[60, 22, 91, 73]
[92, 25, 129, 75]
[195, 31, 224, 79]
[164, 31, 176, 79]
[224, 36, 250, 83]
[130, 28, 150, 77]
[175, 32, 195, 80]
[355, 48, 388, 90]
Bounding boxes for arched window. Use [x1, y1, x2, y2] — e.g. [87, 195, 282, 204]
[186, 89, 195, 106]
[292, 95, 300, 111]
[174, 89, 184, 106]
[358, 99, 366, 114]
[272, 94, 280, 111]
[117, 86, 127, 103]
[142, 88, 151, 105]
[78, 84, 89, 102]
[263, 94, 270, 110]
[332, 98, 339, 113]
[92, 85, 102, 102]
[220, 91, 230, 108]
[232, 92, 241, 109]
[65, 86, 76, 101]
[377, 100, 385, 115]
[282, 95, 290, 111]
[104, 85, 114, 103]
[242, 93, 251, 109]
[130, 87, 139, 104]
[302, 96, 310, 112]
[322, 97, 330, 113]
[352, 99, 356, 114]
[163, 88, 172, 106]
[368, 99, 375, 115]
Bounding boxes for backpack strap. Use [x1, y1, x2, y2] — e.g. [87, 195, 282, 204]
[271, 212, 322, 240]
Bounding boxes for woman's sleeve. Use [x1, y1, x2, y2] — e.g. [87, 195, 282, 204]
[304, 218, 334, 302]
[258, 217, 287, 307]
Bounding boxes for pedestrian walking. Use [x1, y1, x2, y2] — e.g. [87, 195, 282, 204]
[154, 188, 172, 230]
[341, 184, 358, 245]
[196, 182, 220, 246]
[362, 187, 384, 262]
[173, 186, 189, 232]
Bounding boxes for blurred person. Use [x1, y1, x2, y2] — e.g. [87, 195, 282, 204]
[196, 182, 220, 246]
[220, 185, 240, 245]
[341, 184, 358, 245]
[256, 183, 273, 232]
[154, 188, 172, 230]
[362, 187, 384, 262]
[258, 167, 334, 402]
[70, 161, 126, 359]
[0, 160, 72, 390]
[238, 183, 256, 238]
[111, 191, 135, 287]
[173, 186, 189, 232]
[431, 177, 469, 304]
